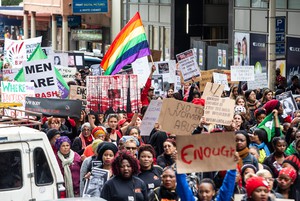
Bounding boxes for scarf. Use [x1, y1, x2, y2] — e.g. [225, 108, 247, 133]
[57, 150, 75, 197]
[160, 185, 178, 200]
[238, 147, 250, 167]
[251, 142, 270, 163]
[79, 133, 93, 149]
[247, 100, 258, 111]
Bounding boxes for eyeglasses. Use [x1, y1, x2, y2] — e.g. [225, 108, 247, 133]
[126, 146, 137, 150]
[82, 129, 90, 132]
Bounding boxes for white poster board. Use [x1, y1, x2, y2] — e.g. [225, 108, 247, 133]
[247, 73, 268, 90]
[56, 65, 77, 83]
[176, 49, 201, 82]
[82, 168, 109, 198]
[140, 100, 163, 136]
[213, 72, 230, 91]
[22, 58, 59, 98]
[230, 66, 255, 81]
[131, 56, 150, 89]
[154, 60, 177, 83]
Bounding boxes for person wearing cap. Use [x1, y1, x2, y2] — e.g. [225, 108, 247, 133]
[46, 128, 61, 154]
[55, 136, 82, 197]
[275, 167, 299, 200]
[242, 176, 271, 201]
[141, 65, 156, 107]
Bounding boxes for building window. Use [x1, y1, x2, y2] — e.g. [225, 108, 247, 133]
[235, 0, 250, 7]
[277, 0, 287, 8]
[251, 0, 268, 8]
[288, 0, 300, 9]
[0, 150, 22, 190]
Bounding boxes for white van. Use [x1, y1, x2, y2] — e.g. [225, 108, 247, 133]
[0, 125, 66, 201]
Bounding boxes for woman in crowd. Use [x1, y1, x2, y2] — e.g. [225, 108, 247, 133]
[45, 117, 76, 141]
[235, 95, 252, 123]
[46, 128, 61, 154]
[105, 113, 123, 144]
[259, 89, 273, 106]
[55, 136, 82, 197]
[263, 137, 287, 178]
[241, 164, 257, 187]
[235, 130, 259, 170]
[245, 90, 261, 120]
[101, 151, 148, 201]
[242, 176, 272, 201]
[249, 128, 270, 163]
[72, 122, 93, 157]
[87, 110, 102, 130]
[230, 85, 239, 100]
[249, 108, 267, 134]
[148, 166, 178, 201]
[275, 167, 299, 200]
[256, 169, 283, 199]
[96, 142, 118, 178]
[157, 138, 176, 169]
[83, 126, 108, 158]
[125, 126, 144, 146]
[138, 144, 163, 194]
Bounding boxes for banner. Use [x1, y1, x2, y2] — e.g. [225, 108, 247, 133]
[276, 91, 298, 116]
[176, 132, 236, 174]
[86, 75, 140, 114]
[25, 97, 82, 118]
[286, 37, 300, 86]
[4, 36, 42, 68]
[140, 100, 163, 136]
[230, 66, 255, 81]
[1, 81, 35, 117]
[69, 85, 87, 100]
[204, 96, 235, 126]
[176, 49, 201, 82]
[157, 98, 204, 135]
[233, 32, 250, 66]
[22, 58, 59, 98]
[247, 73, 268, 90]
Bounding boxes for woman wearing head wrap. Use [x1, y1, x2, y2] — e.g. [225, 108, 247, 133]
[100, 151, 148, 201]
[96, 142, 118, 177]
[275, 167, 300, 200]
[55, 136, 82, 197]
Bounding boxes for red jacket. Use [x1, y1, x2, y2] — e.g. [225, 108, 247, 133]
[141, 78, 152, 106]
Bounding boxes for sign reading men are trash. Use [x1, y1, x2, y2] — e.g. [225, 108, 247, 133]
[176, 49, 201, 82]
[22, 58, 59, 98]
[25, 97, 82, 118]
[204, 96, 235, 126]
[230, 66, 255, 81]
[157, 98, 204, 135]
[176, 132, 236, 174]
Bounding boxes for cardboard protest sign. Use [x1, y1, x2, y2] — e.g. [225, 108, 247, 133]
[157, 98, 204, 135]
[1, 81, 35, 117]
[154, 60, 176, 83]
[86, 75, 140, 114]
[213, 72, 230, 91]
[140, 100, 163, 136]
[25, 97, 82, 118]
[132, 56, 150, 89]
[204, 96, 235, 126]
[83, 168, 109, 198]
[69, 85, 86, 100]
[200, 70, 214, 92]
[247, 73, 268, 90]
[2, 68, 21, 82]
[149, 49, 162, 62]
[276, 91, 298, 116]
[22, 58, 59, 98]
[202, 82, 225, 100]
[230, 66, 255, 81]
[4, 36, 42, 68]
[176, 132, 236, 174]
[176, 49, 201, 82]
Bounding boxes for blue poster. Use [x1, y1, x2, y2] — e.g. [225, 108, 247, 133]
[286, 37, 300, 86]
[250, 33, 267, 74]
[72, 0, 108, 14]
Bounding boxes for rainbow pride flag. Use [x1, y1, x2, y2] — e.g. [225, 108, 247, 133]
[101, 12, 151, 75]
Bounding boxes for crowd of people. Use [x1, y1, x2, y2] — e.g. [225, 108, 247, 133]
[39, 65, 300, 201]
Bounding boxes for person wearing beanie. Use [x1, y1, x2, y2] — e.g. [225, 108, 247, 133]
[242, 176, 270, 201]
[55, 136, 82, 197]
[47, 128, 61, 154]
[275, 167, 300, 200]
[241, 164, 258, 187]
[236, 130, 259, 171]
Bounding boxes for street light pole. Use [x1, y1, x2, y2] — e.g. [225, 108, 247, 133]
[267, 0, 276, 91]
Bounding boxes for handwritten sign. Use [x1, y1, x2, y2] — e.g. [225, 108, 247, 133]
[1, 81, 35, 117]
[213, 72, 230, 91]
[200, 70, 214, 92]
[176, 49, 201, 82]
[140, 100, 163, 136]
[202, 82, 225, 100]
[56, 65, 77, 83]
[230, 66, 255, 81]
[23, 58, 59, 98]
[157, 98, 204, 135]
[204, 96, 235, 126]
[247, 73, 268, 90]
[69, 85, 86, 100]
[176, 132, 236, 173]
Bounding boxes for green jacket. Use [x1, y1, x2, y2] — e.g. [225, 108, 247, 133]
[285, 141, 296, 156]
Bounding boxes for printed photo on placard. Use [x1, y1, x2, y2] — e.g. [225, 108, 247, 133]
[276, 91, 298, 116]
[152, 74, 164, 96]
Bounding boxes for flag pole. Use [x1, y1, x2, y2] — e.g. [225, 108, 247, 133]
[150, 55, 154, 66]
